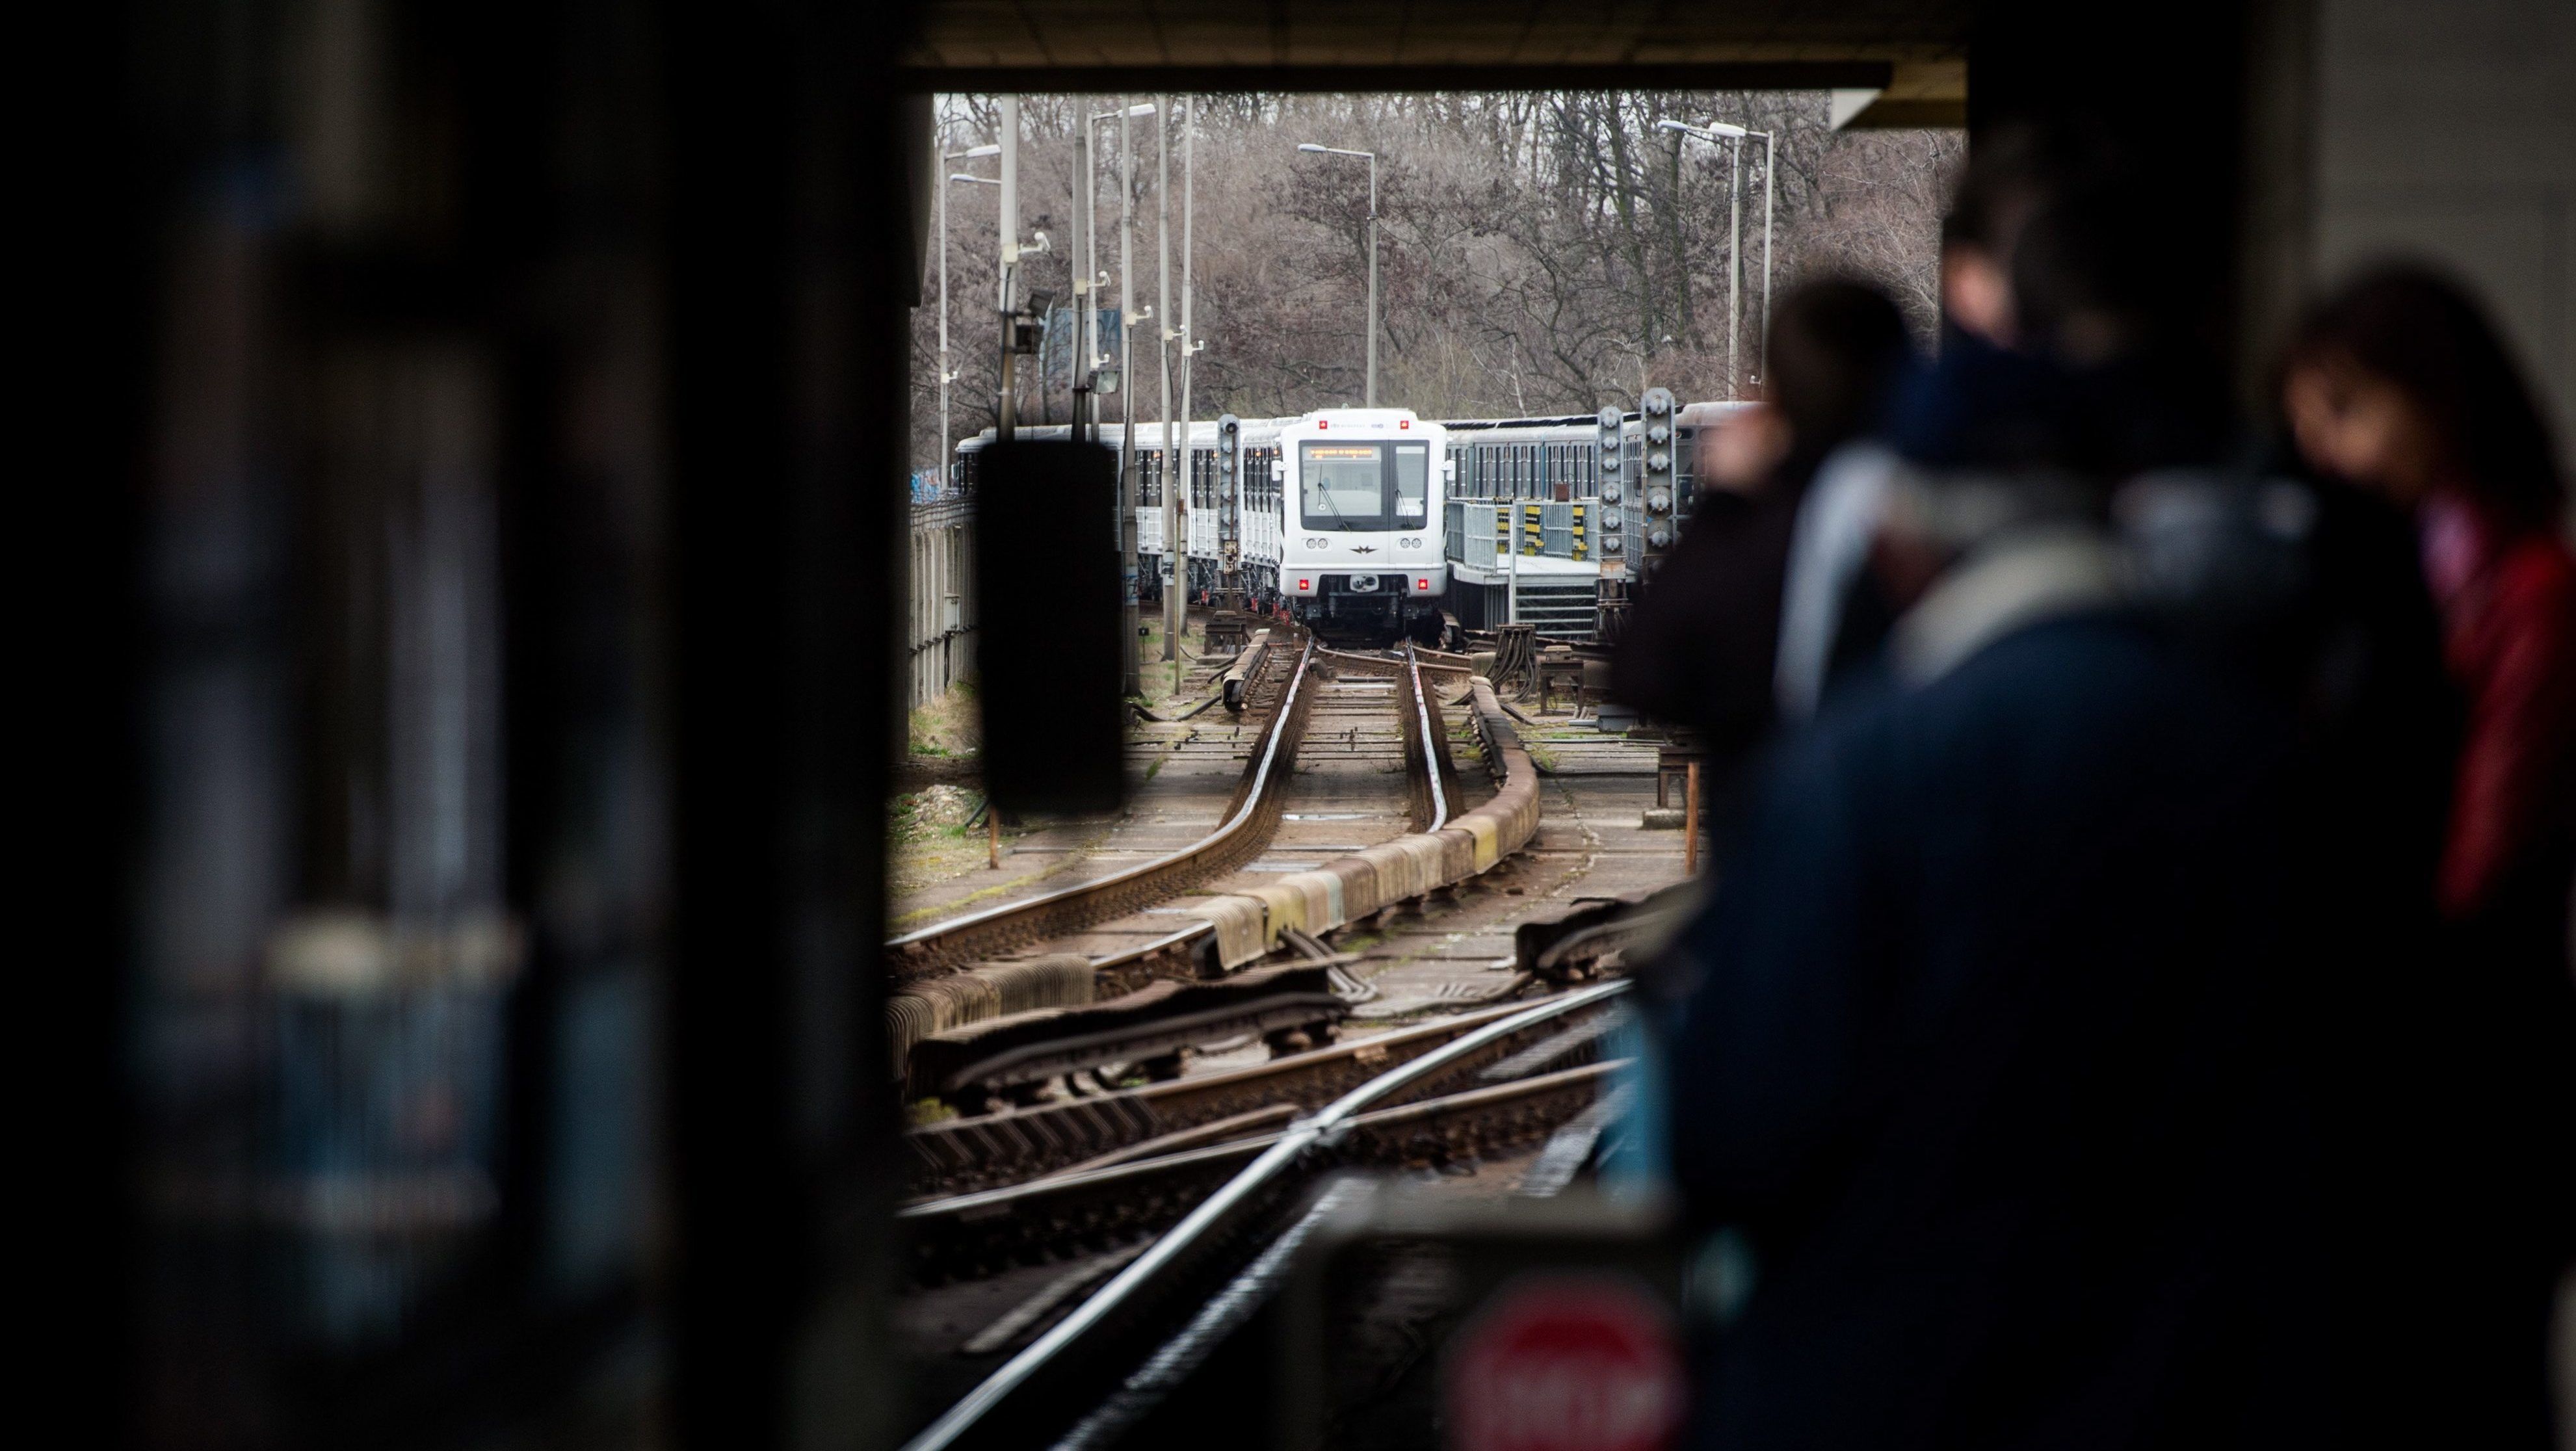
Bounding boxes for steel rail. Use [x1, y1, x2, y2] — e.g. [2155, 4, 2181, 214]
[886, 637, 1319, 978]
[1401, 640, 1449, 832]
[900, 1060, 1620, 1238]
[1532, 904, 1690, 976]
[1085, 921, 1213, 973]
[904, 995, 1586, 1198]
[896, 977, 1633, 1451]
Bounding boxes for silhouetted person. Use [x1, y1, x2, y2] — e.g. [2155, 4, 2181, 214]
[1663, 465, 2324, 1451]
[1659, 142, 2364, 1451]
[1770, 125, 2247, 735]
[2282, 263, 2576, 1448]
[1612, 280, 1912, 823]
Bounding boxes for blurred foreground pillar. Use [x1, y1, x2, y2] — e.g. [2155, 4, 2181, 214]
[107, 0, 921, 1444]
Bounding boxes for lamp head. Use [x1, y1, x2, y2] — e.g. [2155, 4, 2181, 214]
[962, 143, 1001, 159]
[1296, 144, 1328, 153]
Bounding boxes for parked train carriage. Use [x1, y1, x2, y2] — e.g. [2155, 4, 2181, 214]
[1435, 415, 1610, 636]
[951, 417, 1297, 612]
[1125, 415, 1296, 606]
[1439, 415, 1605, 503]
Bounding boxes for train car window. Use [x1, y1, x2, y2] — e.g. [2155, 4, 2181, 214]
[1300, 442, 1387, 530]
[1395, 444, 1430, 523]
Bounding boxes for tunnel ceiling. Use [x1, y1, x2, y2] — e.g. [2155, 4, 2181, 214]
[900, 0, 1976, 90]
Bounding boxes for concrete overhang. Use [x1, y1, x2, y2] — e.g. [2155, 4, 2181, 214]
[899, 0, 1974, 99]
[1830, 59, 1968, 128]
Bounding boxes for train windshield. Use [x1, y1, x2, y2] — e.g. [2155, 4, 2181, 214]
[1300, 442, 1388, 530]
[1394, 443, 1430, 524]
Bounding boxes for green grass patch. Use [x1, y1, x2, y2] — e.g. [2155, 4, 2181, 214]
[908, 680, 981, 759]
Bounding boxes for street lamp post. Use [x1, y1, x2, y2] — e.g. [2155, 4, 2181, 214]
[1295, 142, 1379, 407]
[1076, 105, 1157, 458]
[1178, 99, 1207, 627]
[998, 96, 1019, 439]
[1070, 120, 1091, 445]
[1729, 133, 1742, 392]
[1757, 128, 1775, 380]
[1116, 99, 1155, 694]
[936, 141, 1001, 473]
[1659, 118, 1776, 393]
[1157, 96, 1179, 664]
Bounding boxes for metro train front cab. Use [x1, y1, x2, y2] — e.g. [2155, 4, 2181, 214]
[1275, 409, 1449, 638]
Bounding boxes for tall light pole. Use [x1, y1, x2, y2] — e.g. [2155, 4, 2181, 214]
[1070, 119, 1092, 445]
[937, 141, 1001, 472]
[1083, 103, 1155, 420]
[1118, 99, 1153, 694]
[1659, 118, 1774, 391]
[1757, 127, 1775, 381]
[1728, 131, 1742, 393]
[1178, 99, 1205, 621]
[997, 95, 1021, 440]
[1156, 96, 1181, 664]
[1295, 142, 1379, 407]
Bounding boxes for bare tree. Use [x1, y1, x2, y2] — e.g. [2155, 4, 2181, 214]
[912, 90, 1956, 469]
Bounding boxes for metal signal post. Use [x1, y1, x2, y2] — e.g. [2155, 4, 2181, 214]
[1638, 387, 1678, 579]
[1216, 412, 1242, 605]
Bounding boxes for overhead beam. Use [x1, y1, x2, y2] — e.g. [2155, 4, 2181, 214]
[1830, 60, 1969, 129]
[894, 61, 1902, 94]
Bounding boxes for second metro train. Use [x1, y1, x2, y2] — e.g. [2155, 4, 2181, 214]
[953, 408, 1452, 640]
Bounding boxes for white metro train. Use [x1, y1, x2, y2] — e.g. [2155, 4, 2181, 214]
[1269, 409, 1451, 636]
[951, 408, 1452, 640]
[949, 398, 1744, 642]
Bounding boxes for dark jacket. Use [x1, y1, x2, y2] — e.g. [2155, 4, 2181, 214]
[1610, 480, 1803, 764]
[1664, 608, 2326, 1451]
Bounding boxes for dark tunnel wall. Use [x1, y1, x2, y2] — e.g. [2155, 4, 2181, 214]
[98, 0, 919, 1443]
[81, 1, 2568, 1446]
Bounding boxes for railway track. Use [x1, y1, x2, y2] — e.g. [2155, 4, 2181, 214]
[884, 635, 1323, 983]
[895, 981, 1634, 1451]
[904, 990, 1616, 1198]
[888, 634, 1518, 1103]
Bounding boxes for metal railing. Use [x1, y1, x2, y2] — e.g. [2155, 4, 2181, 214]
[1444, 497, 1597, 564]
